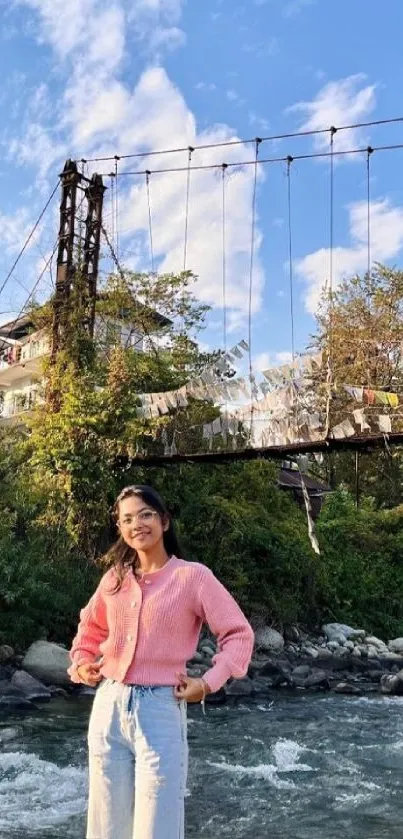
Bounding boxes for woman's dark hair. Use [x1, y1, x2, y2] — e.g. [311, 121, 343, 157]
[104, 485, 182, 593]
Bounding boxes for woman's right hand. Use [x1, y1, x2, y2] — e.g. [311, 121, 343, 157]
[76, 661, 103, 687]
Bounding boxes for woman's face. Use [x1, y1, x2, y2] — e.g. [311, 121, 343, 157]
[117, 494, 167, 553]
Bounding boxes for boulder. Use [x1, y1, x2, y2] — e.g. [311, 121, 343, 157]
[388, 638, 403, 654]
[291, 665, 311, 679]
[380, 673, 403, 695]
[11, 671, 51, 703]
[0, 645, 15, 664]
[22, 641, 70, 687]
[254, 627, 284, 654]
[365, 635, 387, 651]
[304, 669, 330, 690]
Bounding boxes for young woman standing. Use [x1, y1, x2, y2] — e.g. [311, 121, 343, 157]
[68, 485, 254, 839]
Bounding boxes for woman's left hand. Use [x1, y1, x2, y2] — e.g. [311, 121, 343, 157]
[174, 672, 211, 703]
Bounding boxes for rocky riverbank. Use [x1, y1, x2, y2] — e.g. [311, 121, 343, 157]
[2, 622, 403, 711]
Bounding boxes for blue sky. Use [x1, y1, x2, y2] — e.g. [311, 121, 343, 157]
[1, 0, 403, 372]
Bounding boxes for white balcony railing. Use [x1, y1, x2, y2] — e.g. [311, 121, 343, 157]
[0, 332, 50, 370]
[0, 389, 42, 419]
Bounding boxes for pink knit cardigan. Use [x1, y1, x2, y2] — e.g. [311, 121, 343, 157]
[68, 556, 255, 694]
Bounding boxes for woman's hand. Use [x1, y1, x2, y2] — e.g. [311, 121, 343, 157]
[174, 672, 212, 703]
[76, 661, 103, 687]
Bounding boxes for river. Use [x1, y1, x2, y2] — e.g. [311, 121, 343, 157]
[0, 692, 402, 839]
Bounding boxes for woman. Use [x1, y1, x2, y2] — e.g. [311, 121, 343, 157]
[68, 485, 255, 839]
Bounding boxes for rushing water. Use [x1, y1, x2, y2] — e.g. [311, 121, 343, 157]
[1, 692, 403, 839]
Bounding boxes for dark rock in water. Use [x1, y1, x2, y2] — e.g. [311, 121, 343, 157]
[0, 645, 15, 665]
[76, 686, 97, 698]
[0, 726, 22, 743]
[0, 680, 25, 697]
[366, 669, 383, 683]
[11, 671, 51, 703]
[225, 677, 254, 697]
[380, 673, 403, 695]
[0, 664, 13, 681]
[333, 682, 362, 695]
[0, 695, 35, 710]
[50, 686, 69, 698]
[251, 677, 275, 695]
[291, 665, 311, 679]
[0, 682, 36, 710]
[256, 659, 293, 687]
[304, 669, 330, 691]
[206, 688, 226, 705]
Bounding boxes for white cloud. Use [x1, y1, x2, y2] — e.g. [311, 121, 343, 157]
[296, 198, 403, 314]
[288, 74, 377, 153]
[0, 208, 37, 254]
[254, 350, 293, 371]
[6, 0, 265, 324]
[114, 68, 264, 318]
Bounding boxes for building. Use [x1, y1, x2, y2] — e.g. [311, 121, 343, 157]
[0, 303, 170, 422]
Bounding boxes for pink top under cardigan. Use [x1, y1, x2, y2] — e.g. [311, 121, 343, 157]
[68, 556, 255, 694]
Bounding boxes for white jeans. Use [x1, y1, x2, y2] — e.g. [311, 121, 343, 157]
[86, 680, 188, 839]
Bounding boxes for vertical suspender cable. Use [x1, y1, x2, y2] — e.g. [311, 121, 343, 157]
[248, 138, 261, 441]
[286, 155, 295, 362]
[366, 146, 373, 283]
[146, 171, 155, 274]
[114, 156, 120, 261]
[222, 163, 228, 354]
[325, 127, 337, 437]
[183, 146, 194, 272]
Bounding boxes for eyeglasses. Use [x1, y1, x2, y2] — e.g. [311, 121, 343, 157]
[119, 510, 159, 528]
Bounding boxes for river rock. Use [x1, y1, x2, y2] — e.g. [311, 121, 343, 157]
[302, 646, 319, 659]
[333, 682, 362, 695]
[292, 665, 311, 679]
[365, 635, 387, 650]
[22, 641, 70, 687]
[252, 677, 274, 694]
[254, 627, 284, 654]
[304, 669, 330, 690]
[189, 652, 204, 664]
[380, 673, 403, 695]
[0, 645, 15, 664]
[0, 727, 21, 743]
[388, 638, 403, 654]
[200, 644, 216, 659]
[0, 680, 35, 710]
[323, 623, 366, 643]
[284, 626, 300, 643]
[11, 671, 51, 702]
[225, 677, 254, 697]
[316, 647, 334, 661]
